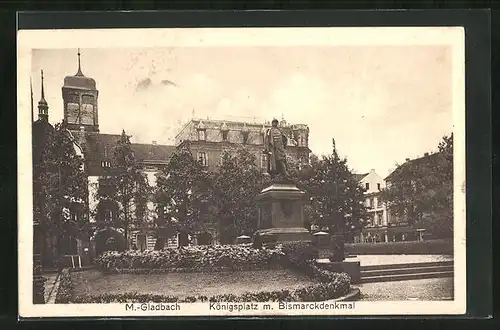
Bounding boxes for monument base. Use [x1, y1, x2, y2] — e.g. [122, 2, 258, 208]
[253, 227, 312, 247]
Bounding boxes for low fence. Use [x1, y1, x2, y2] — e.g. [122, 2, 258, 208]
[345, 239, 453, 255]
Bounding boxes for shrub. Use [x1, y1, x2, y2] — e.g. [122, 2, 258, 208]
[95, 245, 284, 272]
[68, 279, 350, 304]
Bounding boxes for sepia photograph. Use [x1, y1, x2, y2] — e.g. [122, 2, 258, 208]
[18, 26, 466, 317]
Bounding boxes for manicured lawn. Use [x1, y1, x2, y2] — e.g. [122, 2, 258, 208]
[71, 269, 320, 299]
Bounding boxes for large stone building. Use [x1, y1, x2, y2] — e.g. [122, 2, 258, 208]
[33, 51, 312, 258]
[175, 117, 311, 172]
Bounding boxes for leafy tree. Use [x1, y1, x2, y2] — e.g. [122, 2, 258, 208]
[299, 141, 369, 237]
[95, 130, 150, 246]
[155, 144, 214, 247]
[212, 147, 269, 244]
[33, 120, 88, 265]
[380, 134, 453, 238]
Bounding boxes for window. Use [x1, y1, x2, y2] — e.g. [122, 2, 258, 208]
[222, 131, 228, 141]
[198, 130, 206, 141]
[104, 209, 112, 222]
[66, 102, 80, 124]
[365, 198, 371, 208]
[242, 132, 249, 144]
[81, 103, 94, 125]
[365, 183, 370, 190]
[197, 152, 208, 166]
[101, 160, 111, 168]
[260, 154, 267, 169]
[300, 135, 305, 146]
[377, 183, 381, 190]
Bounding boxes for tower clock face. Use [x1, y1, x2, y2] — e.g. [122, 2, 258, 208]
[67, 102, 80, 124]
[81, 103, 94, 125]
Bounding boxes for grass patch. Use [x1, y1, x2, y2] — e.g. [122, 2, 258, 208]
[71, 268, 320, 299]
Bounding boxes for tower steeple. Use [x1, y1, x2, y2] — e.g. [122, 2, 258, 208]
[76, 48, 84, 76]
[37, 70, 49, 122]
[62, 48, 99, 132]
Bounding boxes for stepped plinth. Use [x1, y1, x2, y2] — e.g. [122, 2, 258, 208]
[253, 181, 312, 247]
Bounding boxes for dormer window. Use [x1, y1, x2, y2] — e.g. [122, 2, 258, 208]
[220, 122, 229, 141]
[242, 131, 249, 144]
[198, 130, 206, 141]
[197, 120, 206, 141]
[241, 124, 250, 144]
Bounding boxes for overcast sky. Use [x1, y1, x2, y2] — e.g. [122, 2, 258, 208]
[31, 45, 452, 178]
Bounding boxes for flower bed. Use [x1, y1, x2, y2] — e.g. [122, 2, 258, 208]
[95, 244, 284, 273]
[58, 242, 352, 304]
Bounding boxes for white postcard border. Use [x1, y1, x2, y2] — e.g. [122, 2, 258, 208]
[17, 26, 466, 318]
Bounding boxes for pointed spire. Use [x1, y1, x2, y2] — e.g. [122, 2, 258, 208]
[37, 70, 48, 121]
[30, 77, 34, 123]
[76, 48, 84, 76]
[40, 70, 45, 100]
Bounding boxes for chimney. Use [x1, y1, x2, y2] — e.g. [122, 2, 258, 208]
[405, 158, 410, 162]
[424, 152, 429, 156]
[152, 141, 157, 145]
[370, 169, 375, 173]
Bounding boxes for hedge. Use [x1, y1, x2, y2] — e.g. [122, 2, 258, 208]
[95, 244, 284, 273]
[58, 241, 352, 304]
[345, 239, 453, 255]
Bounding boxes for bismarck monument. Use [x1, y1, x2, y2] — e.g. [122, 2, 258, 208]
[253, 119, 312, 247]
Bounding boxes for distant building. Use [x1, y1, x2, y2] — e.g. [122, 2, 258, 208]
[175, 117, 311, 173]
[353, 168, 426, 244]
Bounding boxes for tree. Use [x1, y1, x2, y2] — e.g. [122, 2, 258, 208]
[33, 120, 89, 265]
[300, 141, 369, 237]
[155, 144, 214, 247]
[380, 134, 453, 238]
[212, 147, 269, 244]
[95, 130, 150, 246]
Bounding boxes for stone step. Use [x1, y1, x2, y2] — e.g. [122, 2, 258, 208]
[361, 260, 453, 271]
[360, 270, 454, 284]
[361, 265, 453, 277]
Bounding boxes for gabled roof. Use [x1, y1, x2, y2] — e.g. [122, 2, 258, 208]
[353, 173, 369, 182]
[84, 133, 177, 176]
[384, 152, 442, 181]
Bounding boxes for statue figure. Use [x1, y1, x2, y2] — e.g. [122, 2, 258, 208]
[264, 118, 290, 180]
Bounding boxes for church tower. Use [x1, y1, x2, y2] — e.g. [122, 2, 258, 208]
[62, 49, 99, 133]
[37, 69, 49, 122]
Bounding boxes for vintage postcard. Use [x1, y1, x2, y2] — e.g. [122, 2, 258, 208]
[18, 26, 466, 318]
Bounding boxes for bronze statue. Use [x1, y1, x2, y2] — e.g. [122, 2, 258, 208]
[264, 118, 290, 179]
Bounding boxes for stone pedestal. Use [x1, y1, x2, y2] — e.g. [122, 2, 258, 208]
[312, 231, 332, 259]
[253, 182, 312, 246]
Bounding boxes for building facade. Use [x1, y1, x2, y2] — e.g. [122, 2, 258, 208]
[34, 51, 312, 259]
[353, 169, 425, 243]
[175, 118, 311, 172]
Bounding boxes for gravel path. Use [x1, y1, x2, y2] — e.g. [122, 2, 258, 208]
[357, 277, 454, 301]
[343, 254, 453, 266]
